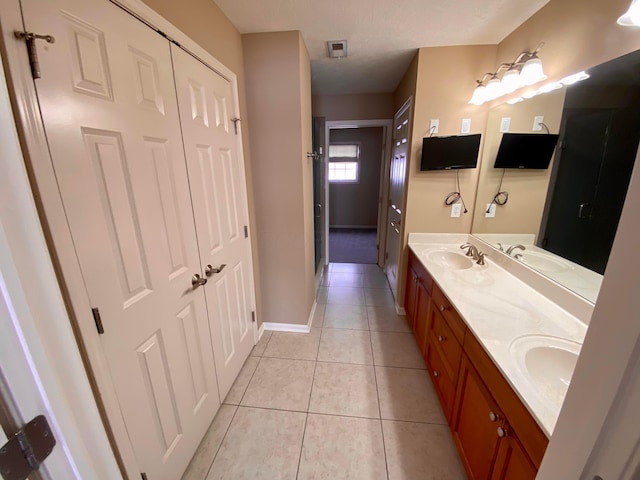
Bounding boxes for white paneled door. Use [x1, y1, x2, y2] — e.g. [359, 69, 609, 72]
[21, 0, 224, 478]
[172, 45, 255, 400]
[385, 99, 412, 300]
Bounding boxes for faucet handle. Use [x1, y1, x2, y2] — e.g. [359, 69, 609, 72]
[460, 243, 475, 257]
[497, 242, 504, 252]
[476, 251, 488, 266]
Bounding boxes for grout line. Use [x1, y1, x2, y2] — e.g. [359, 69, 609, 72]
[233, 355, 263, 407]
[202, 403, 241, 479]
[295, 412, 309, 480]
[370, 327, 390, 480]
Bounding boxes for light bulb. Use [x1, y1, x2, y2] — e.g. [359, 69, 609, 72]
[469, 85, 487, 105]
[560, 71, 590, 85]
[501, 68, 521, 93]
[485, 77, 502, 100]
[618, 0, 640, 26]
[520, 56, 547, 85]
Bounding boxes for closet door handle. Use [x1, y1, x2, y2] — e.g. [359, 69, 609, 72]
[205, 264, 226, 276]
[191, 274, 207, 288]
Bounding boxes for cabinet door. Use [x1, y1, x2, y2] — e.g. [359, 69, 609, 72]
[452, 354, 502, 480]
[413, 279, 430, 354]
[491, 427, 537, 480]
[405, 264, 419, 328]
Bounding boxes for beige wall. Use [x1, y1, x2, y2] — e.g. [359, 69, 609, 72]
[471, 88, 565, 235]
[394, 52, 419, 112]
[141, 0, 262, 325]
[329, 127, 384, 227]
[312, 93, 394, 121]
[496, 0, 640, 92]
[243, 31, 314, 326]
[299, 34, 316, 324]
[394, 45, 497, 303]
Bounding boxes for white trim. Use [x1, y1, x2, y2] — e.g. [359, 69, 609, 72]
[0, 1, 258, 478]
[256, 322, 265, 342]
[262, 322, 311, 333]
[395, 305, 407, 316]
[325, 119, 393, 268]
[307, 301, 318, 329]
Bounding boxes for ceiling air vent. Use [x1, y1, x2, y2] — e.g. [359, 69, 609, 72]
[327, 40, 347, 59]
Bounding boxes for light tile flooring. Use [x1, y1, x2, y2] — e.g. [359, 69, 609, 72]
[183, 263, 466, 480]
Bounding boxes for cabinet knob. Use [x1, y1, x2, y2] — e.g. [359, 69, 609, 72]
[433, 370, 440, 377]
[439, 305, 447, 312]
[488, 411, 498, 422]
[437, 335, 445, 343]
[497, 426, 507, 438]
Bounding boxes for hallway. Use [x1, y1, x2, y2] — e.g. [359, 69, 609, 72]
[182, 263, 466, 479]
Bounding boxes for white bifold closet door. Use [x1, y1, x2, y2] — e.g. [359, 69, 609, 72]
[19, 0, 252, 478]
[171, 45, 255, 401]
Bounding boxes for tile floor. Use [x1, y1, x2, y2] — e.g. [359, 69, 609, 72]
[182, 263, 466, 480]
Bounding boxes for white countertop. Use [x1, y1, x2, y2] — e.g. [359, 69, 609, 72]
[408, 233, 588, 436]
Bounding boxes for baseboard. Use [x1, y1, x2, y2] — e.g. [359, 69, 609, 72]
[395, 304, 407, 316]
[307, 300, 318, 329]
[262, 322, 311, 333]
[329, 225, 377, 229]
[255, 322, 265, 343]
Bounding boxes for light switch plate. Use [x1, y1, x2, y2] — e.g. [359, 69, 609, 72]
[500, 117, 511, 133]
[533, 116, 544, 131]
[461, 118, 471, 134]
[451, 203, 462, 218]
[430, 119, 439, 134]
[485, 203, 496, 218]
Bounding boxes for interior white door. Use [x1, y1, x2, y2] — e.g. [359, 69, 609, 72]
[21, 0, 220, 478]
[171, 45, 254, 401]
[385, 100, 412, 300]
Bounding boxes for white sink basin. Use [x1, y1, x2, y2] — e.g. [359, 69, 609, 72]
[518, 251, 573, 273]
[425, 250, 474, 270]
[510, 335, 581, 412]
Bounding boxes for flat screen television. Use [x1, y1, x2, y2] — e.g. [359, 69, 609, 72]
[494, 133, 560, 169]
[420, 134, 481, 171]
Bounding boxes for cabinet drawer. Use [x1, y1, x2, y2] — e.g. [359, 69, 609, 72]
[430, 308, 462, 380]
[431, 285, 466, 343]
[426, 339, 456, 421]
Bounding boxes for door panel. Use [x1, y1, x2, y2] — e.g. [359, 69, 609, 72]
[171, 45, 254, 400]
[385, 99, 411, 298]
[22, 0, 220, 478]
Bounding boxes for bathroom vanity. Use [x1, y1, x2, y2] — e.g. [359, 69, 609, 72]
[405, 233, 588, 479]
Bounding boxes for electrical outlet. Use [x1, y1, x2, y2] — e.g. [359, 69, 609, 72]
[533, 116, 544, 131]
[430, 119, 439, 134]
[461, 118, 471, 134]
[500, 117, 511, 133]
[485, 203, 496, 218]
[451, 203, 462, 218]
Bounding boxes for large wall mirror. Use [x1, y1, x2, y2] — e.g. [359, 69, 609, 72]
[471, 49, 640, 304]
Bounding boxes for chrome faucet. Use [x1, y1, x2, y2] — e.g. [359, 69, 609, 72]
[506, 244, 526, 256]
[497, 242, 505, 252]
[460, 243, 478, 258]
[460, 243, 488, 265]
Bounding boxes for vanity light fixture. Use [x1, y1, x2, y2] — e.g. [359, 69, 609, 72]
[560, 71, 590, 85]
[469, 43, 547, 105]
[507, 97, 524, 105]
[618, 0, 640, 26]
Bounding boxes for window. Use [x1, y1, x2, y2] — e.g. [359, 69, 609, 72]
[328, 143, 360, 182]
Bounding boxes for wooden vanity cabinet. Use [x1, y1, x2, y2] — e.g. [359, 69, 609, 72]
[405, 250, 433, 355]
[405, 250, 549, 479]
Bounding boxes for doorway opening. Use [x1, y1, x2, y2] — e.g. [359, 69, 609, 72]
[323, 120, 393, 267]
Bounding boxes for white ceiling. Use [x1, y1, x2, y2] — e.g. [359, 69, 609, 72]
[214, 0, 551, 95]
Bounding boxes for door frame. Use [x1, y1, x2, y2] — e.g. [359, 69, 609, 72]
[0, 0, 258, 478]
[324, 119, 393, 267]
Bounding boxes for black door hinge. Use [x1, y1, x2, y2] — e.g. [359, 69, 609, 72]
[0, 415, 56, 480]
[92, 307, 104, 334]
[244, 225, 249, 238]
[231, 117, 241, 135]
[141, 473, 148, 480]
[251, 311, 256, 323]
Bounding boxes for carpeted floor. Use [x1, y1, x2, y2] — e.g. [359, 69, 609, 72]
[329, 228, 378, 264]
